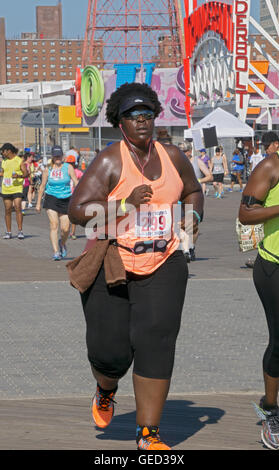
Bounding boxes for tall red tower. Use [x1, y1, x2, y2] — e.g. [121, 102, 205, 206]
[82, 0, 184, 69]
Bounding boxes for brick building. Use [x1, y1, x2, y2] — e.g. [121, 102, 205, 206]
[36, 4, 62, 40]
[249, 34, 279, 62]
[0, 4, 104, 85]
[153, 35, 182, 68]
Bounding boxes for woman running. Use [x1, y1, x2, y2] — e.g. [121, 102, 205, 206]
[231, 149, 244, 192]
[36, 145, 78, 260]
[209, 147, 228, 198]
[65, 154, 83, 240]
[0, 143, 28, 239]
[68, 83, 204, 450]
[21, 152, 34, 215]
[198, 149, 210, 195]
[183, 145, 212, 260]
[239, 131, 279, 450]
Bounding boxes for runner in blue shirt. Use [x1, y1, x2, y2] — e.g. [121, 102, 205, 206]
[36, 145, 78, 260]
[230, 149, 244, 192]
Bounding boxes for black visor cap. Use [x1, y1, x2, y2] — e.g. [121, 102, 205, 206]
[118, 95, 155, 117]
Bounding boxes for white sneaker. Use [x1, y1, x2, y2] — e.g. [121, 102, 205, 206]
[3, 232, 12, 239]
[28, 203, 33, 208]
[17, 231, 24, 240]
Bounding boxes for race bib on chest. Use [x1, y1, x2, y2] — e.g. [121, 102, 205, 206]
[50, 169, 63, 180]
[214, 164, 223, 173]
[135, 208, 172, 238]
[3, 178, 12, 187]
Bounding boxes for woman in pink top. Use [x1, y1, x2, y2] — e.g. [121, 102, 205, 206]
[65, 155, 83, 239]
[21, 152, 34, 214]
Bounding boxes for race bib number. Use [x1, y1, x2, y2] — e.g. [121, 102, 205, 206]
[135, 209, 172, 238]
[50, 169, 62, 180]
[214, 165, 223, 173]
[3, 178, 12, 187]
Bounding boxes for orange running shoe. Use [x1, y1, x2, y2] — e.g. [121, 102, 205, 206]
[91, 385, 117, 429]
[137, 426, 171, 450]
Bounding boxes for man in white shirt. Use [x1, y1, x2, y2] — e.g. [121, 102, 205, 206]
[249, 147, 264, 173]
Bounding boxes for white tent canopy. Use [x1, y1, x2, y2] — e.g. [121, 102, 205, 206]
[184, 108, 254, 139]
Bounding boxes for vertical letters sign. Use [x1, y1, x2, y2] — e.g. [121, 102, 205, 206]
[233, 0, 251, 122]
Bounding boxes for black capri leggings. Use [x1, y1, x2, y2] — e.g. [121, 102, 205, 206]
[81, 250, 188, 380]
[253, 254, 279, 378]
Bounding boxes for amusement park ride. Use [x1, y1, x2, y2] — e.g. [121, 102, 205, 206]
[0, 1, 278, 134]
[182, 0, 279, 128]
[82, 0, 184, 69]
[81, 0, 279, 130]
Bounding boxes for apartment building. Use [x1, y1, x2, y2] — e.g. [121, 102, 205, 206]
[0, 4, 104, 85]
[249, 34, 279, 61]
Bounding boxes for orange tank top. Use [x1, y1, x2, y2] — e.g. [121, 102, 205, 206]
[107, 140, 184, 275]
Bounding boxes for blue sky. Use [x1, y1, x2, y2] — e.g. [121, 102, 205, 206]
[1, 0, 89, 38]
[1, 0, 260, 38]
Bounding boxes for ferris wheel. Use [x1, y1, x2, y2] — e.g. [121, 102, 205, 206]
[184, 0, 279, 129]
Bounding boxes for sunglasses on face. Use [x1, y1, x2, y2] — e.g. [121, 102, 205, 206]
[122, 109, 155, 121]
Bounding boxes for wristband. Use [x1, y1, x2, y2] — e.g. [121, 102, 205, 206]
[186, 209, 201, 224]
[120, 198, 127, 214]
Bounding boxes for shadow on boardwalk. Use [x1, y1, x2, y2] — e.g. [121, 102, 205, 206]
[96, 399, 225, 448]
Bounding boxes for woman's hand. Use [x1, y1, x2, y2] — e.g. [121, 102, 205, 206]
[126, 184, 153, 207]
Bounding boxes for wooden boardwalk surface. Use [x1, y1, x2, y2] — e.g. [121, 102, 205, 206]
[0, 393, 266, 450]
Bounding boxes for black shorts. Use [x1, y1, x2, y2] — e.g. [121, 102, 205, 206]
[43, 193, 70, 215]
[213, 173, 224, 183]
[81, 250, 188, 380]
[1, 192, 23, 200]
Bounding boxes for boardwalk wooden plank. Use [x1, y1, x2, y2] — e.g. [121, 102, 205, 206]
[0, 393, 266, 450]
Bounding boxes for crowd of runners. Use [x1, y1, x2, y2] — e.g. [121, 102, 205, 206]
[0, 83, 278, 451]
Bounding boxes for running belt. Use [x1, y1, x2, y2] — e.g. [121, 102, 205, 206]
[259, 241, 279, 263]
[110, 239, 172, 255]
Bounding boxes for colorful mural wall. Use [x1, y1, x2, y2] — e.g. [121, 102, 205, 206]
[77, 62, 279, 128]
[80, 66, 187, 128]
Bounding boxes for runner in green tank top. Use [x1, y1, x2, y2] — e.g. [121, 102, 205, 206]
[239, 131, 279, 450]
[0, 143, 28, 239]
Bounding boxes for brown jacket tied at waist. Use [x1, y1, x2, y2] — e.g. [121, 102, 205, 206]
[66, 239, 126, 293]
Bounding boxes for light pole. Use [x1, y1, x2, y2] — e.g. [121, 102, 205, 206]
[40, 82, 48, 166]
[98, 102, 102, 150]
